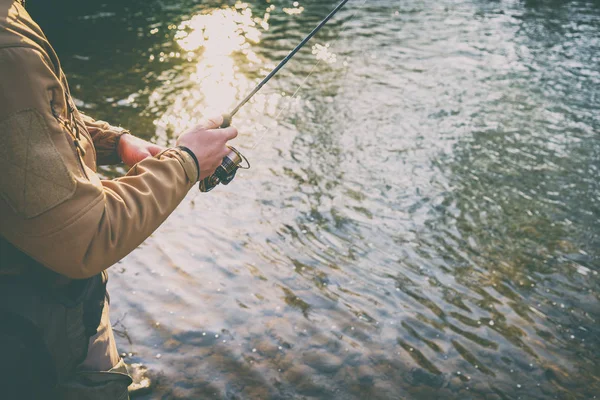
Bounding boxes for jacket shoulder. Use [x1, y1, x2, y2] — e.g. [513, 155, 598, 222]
[0, 46, 63, 121]
[0, 1, 58, 72]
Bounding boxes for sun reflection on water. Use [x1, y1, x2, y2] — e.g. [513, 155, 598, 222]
[151, 4, 274, 139]
[283, 1, 305, 15]
[175, 5, 262, 54]
[312, 43, 337, 64]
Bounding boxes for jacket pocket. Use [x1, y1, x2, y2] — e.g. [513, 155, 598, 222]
[0, 109, 76, 218]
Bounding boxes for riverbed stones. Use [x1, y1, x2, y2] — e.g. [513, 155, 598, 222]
[301, 350, 344, 374]
[282, 364, 324, 395]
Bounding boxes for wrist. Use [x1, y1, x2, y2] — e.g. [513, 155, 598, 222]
[115, 129, 131, 163]
[177, 146, 200, 182]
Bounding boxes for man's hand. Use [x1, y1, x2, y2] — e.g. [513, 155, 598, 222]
[176, 115, 238, 181]
[117, 134, 165, 168]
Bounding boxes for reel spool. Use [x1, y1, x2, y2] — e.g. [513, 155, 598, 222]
[198, 146, 250, 192]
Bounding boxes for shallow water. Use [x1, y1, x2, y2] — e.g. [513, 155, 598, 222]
[31, 0, 600, 398]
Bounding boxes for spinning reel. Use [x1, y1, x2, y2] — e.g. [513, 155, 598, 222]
[198, 143, 250, 192]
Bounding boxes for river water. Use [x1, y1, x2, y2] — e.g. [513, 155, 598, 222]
[30, 0, 599, 398]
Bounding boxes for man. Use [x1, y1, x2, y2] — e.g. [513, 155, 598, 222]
[0, 0, 239, 398]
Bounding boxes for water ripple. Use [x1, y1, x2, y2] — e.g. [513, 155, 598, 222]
[29, 0, 600, 398]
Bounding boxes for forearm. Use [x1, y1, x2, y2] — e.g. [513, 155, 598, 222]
[1, 149, 197, 279]
[0, 43, 200, 280]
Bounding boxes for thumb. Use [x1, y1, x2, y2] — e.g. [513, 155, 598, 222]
[197, 115, 224, 130]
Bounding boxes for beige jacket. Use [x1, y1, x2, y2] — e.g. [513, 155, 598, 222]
[0, 0, 198, 279]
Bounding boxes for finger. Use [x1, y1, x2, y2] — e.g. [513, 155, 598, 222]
[147, 144, 165, 156]
[217, 126, 238, 141]
[221, 146, 232, 158]
[197, 115, 224, 130]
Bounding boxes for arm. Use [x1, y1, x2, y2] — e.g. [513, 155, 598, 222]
[0, 47, 235, 279]
[81, 114, 166, 167]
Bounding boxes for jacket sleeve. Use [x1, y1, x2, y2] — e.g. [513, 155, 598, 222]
[0, 47, 199, 279]
[80, 113, 128, 166]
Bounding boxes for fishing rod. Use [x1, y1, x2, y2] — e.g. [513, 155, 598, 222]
[199, 0, 352, 192]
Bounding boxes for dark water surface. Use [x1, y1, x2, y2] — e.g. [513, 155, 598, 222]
[31, 0, 600, 398]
